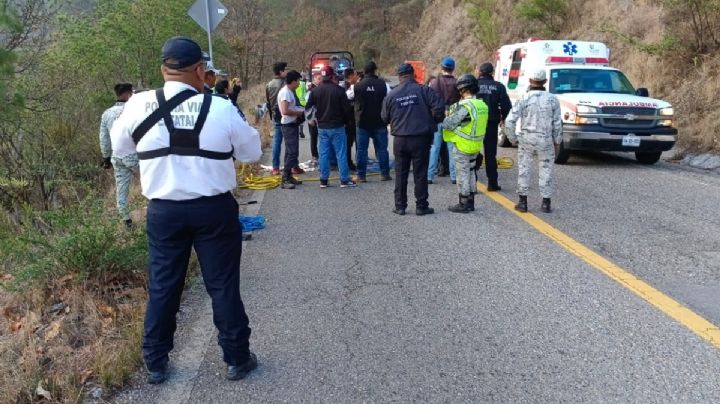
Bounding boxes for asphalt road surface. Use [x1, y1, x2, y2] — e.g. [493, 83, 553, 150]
[117, 137, 720, 403]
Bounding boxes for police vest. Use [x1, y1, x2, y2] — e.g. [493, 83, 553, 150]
[442, 98, 489, 155]
[295, 81, 308, 107]
[131, 89, 233, 161]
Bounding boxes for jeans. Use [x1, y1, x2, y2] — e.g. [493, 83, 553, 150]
[281, 124, 300, 177]
[318, 127, 351, 183]
[143, 193, 251, 371]
[356, 127, 390, 178]
[393, 134, 432, 210]
[428, 125, 455, 181]
[272, 122, 283, 169]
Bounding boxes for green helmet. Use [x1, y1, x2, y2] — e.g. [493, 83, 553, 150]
[456, 74, 479, 93]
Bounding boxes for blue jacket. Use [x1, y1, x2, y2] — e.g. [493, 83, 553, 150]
[381, 78, 445, 137]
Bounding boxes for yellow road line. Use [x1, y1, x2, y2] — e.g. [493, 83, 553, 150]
[477, 182, 720, 349]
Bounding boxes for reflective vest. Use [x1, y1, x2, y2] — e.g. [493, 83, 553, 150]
[295, 81, 308, 107]
[442, 98, 489, 155]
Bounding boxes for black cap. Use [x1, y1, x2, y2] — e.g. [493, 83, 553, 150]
[364, 61, 378, 74]
[161, 37, 209, 69]
[397, 63, 414, 76]
[479, 62, 494, 75]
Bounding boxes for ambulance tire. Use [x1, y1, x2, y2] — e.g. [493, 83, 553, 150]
[554, 142, 570, 164]
[635, 151, 661, 165]
[499, 132, 512, 148]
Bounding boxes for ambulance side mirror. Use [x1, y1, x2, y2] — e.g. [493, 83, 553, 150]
[635, 88, 649, 97]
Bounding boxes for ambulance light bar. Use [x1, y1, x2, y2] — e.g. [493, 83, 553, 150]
[546, 56, 609, 65]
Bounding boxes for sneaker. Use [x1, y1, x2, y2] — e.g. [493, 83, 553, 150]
[340, 180, 357, 188]
[226, 352, 258, 381]
[352, 175, 367, 183]
[291, 166, 305, 175]
[280, 180, 295, 189]
[392, 208, 406, 215]
[147, 365, 168, 385]
[380, 175, 393, 181]
[271, 168, 280, 176]
[320, 180, 329, 188]
[487, 183, 502, 192]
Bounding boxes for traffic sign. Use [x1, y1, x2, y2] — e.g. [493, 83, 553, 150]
[188, 0, 228, 33]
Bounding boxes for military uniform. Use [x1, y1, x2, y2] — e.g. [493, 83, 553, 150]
[505, 87, 562, 200]
[100, 101, 138, 221]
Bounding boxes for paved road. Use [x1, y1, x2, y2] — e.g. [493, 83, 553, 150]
[117, 138, 720, 403]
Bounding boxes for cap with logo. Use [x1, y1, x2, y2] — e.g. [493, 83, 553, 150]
[161, 36, 210, 69]
[479, 62, 494, 75]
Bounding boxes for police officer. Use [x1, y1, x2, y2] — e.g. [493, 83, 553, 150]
[475, 62, 512, 191]
[99, 82, 136, 228]
[441, 75, 489, 213]
[504, 69, 562, 213]
[381, 63, 445, 216]
[110, 37, 262, 384]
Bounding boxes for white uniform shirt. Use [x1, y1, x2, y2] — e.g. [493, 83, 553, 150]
[111, 81, 262, 200]
[277, 85, 303, 124]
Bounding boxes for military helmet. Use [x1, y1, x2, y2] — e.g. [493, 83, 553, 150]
[456, 74, 479, 93]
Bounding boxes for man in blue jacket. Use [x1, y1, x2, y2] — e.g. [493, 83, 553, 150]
[381, 63, 445, 216]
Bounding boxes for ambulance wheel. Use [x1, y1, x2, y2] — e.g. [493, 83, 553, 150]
[555, 142, 570, 164]
[499, 132, 512, 148]
[635, 151, 661, 165]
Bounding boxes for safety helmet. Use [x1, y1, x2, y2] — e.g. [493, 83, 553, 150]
[456, 74, 479, 93]
[440, 57, 455, 71]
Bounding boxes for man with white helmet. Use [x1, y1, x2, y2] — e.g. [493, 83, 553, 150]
[504, 69, 562, 213]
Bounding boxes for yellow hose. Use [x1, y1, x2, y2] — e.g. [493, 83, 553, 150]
[237, 157, 515, 190]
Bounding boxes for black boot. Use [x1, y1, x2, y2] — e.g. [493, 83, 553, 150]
[281, 173, 302, 189]
[515, 195, 528, 212]
[541, 198, 552, 213]
[467, 193, 475, 211]
[487, 181, 501, 192]
[448, 194, 470, 213]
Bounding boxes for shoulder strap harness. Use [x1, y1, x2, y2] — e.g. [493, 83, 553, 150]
[131, 89, 233, 161]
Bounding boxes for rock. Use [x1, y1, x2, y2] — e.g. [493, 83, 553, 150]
[47, 303, 66, 315]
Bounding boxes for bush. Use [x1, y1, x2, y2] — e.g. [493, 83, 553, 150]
[515, 0, 569, 36]
[0, 197, 147, 291]
[466, 0, 500, 51]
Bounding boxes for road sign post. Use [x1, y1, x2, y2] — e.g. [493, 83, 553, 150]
[188, 0, 228, 62]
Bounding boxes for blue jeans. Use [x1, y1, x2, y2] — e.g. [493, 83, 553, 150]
[428, 125, 455, 181]
[356, 127, 390, 178]
[319, 127, 351, 182]
[272, 122, 283, 169]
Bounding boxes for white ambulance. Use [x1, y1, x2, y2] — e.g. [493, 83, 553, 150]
[495, 39, 676, 164]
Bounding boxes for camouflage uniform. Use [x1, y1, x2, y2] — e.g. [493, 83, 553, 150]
[442, 101, 481, 196]
[100, 102, 138, 221]
[505, 89, 562, 198]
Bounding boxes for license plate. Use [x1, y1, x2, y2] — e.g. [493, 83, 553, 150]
[622, 134, 641, 147]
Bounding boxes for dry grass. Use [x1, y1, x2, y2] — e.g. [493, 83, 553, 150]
[0, 275, 146, 404]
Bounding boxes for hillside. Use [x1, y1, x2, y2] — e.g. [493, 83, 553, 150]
[404, 0, 720, 152]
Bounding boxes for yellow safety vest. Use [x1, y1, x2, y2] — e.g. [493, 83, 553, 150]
[295, 81, 308, 107]
[442, 98, 489, 155]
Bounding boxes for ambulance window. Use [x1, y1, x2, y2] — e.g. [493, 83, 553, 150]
[550, 69, 635, 94]
[508, 49, 523, 90]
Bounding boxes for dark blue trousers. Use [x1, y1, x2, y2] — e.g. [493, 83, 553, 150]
[143, 192, 251, 371]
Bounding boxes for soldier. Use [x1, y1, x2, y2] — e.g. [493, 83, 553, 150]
[504, 69, 562, 213]
[99, 82, 136, 228]
[441, 75, 489, 213]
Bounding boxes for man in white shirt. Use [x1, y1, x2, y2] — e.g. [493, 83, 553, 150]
[277, 70, 305, 189]
[110, 36, 262, 385]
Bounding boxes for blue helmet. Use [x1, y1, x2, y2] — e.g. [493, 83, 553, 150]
[440, 57, 455, 71]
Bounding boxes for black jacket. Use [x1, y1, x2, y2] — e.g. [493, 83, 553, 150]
[381, 78, 445, 137]
[305, 80, 353, 129]
[354, 75, 388, 130]
[476, 76, 512, 123]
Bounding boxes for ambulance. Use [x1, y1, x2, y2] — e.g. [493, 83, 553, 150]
[495, 39, 677, 164]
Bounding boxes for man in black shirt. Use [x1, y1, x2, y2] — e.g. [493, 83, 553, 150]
[475, 62, 512, 191]
[353, 62, 391, 182]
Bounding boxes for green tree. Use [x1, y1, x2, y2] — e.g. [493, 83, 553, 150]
[515, 0, 569, 36]
[465, 0, 500, 51]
